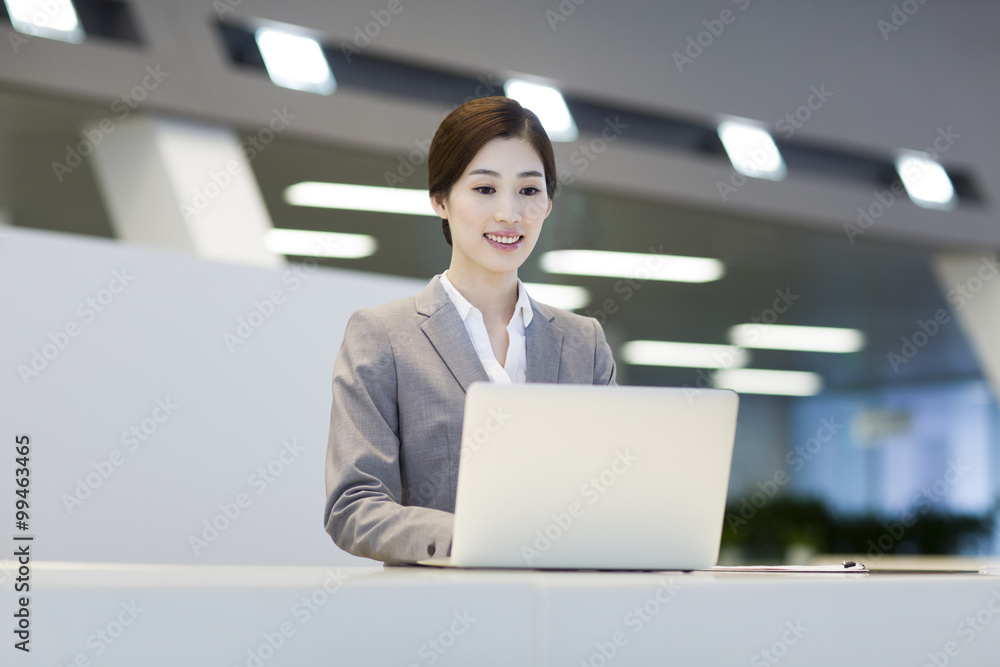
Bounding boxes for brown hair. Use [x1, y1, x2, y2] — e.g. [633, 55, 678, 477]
[428, 96, 557, 246]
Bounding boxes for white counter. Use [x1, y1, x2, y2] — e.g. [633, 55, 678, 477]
[6, 561, 1000, 666]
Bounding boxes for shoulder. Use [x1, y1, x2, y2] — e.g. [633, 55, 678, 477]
[352, 295, 418, 324]
[341, 297, 421, 349]
[346, 275, 448, 333]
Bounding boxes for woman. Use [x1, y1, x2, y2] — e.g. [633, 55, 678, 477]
[324, 96, 617, 563]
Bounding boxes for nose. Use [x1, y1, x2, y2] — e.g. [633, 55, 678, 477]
[494, 190, 522, 224]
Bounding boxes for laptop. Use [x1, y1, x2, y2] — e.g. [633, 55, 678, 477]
[418, 383, 740, 570]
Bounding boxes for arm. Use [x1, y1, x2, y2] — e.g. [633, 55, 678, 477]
[592, 317, 617, 386]
[323, 309, 453, 562]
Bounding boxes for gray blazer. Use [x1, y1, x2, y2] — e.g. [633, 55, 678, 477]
[323, 274, 617, 563]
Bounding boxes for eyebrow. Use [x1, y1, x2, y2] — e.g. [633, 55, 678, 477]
[467, 168, 545, 179]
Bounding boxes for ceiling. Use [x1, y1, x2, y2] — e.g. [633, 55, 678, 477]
[1, 0, 998, 245]
[1, 0, 996, 395]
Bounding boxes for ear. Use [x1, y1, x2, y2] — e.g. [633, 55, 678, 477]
[430, 193, 449, 219]
[543, 196, 553, 219]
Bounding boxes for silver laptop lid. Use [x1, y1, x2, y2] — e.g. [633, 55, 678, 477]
[451, 383, 739, 570]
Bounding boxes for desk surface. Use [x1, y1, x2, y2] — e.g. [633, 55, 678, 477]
[7, 561, 1000, 666]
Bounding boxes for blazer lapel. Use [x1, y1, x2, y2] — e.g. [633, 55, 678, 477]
[417, 276, 490, 392]
[526, 297, 563, 383]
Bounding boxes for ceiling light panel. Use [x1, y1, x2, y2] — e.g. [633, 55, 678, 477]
[504, 79, 579, 142]
[539, 249, 724, 283]
[256, 28, 336, 95]
[718, 120, 787, 181]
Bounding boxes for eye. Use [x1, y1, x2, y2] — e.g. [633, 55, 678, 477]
[521, 187, 542, 196]
[474, 186, 495, 195]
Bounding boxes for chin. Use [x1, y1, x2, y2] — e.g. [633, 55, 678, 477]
[480, 257, 527, 275]
[473, 242, 536, 274]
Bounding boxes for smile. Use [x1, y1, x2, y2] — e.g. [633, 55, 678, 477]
[484, 233, 523, 245]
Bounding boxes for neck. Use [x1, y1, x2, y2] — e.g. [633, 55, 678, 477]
[445, 262, 519, 326]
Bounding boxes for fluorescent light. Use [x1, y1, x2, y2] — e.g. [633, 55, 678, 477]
[713, 369, 822, 396]
[255, 28, 336, 95]
[539, 249, 724, 283]
[895, 153, 956, 210]
[523, 283, 590, 310]
[504, 79, 579, 142]
[264, 228, 377, 259]
[621, 340, 750, 369]
[728, 324, 866, 353]
[4, 0, 84, 43]
[284, 182, 436, 216]
[718, 120, 787, 181]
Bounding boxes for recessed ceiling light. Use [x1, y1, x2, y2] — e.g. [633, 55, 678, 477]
[255, 28, 336, 95]
[523, 283, 590, 310]
[718, 120, 787, 181]
[895, 153, 956, 210]
[539, 249, 724, 283]
[504, 79, 579, 142]
[5, 0, 84, 43]
[728, 324, 865, 353]
[621, 340, 749, 369]
[284, 182, 436, 216]
[713, 369, 822, 396]
[264, 228, 377, 259]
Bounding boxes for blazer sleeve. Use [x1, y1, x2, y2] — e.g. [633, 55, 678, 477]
[592, 318, 617, 386]
[323, 309, 454, 563]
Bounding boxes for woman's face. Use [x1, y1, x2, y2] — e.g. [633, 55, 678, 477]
[431, 136, 552, 279]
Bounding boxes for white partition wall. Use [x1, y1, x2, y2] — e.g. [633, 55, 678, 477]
[90, 115, 285, 268]
[1, 227, 424, 567]
[933, 251, 1000, 403]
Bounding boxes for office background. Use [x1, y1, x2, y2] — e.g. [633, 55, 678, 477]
[1, 0, 999, 569]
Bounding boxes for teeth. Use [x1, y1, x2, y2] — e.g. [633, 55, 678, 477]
[486, 234, 520, 245]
